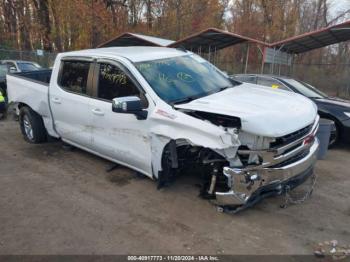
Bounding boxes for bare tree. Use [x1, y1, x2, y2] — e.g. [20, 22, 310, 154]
[33, 0, 52, 51]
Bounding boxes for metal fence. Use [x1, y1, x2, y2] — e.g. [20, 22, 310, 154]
[215, 60, 350, 99]
[0, 48, 56, 68]
[292, 63, 350, 99]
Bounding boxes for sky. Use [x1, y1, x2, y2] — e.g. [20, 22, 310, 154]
[225, 0, 350, 21]
[330, 0, 350, 19]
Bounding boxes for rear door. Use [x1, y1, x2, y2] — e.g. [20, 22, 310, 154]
[50, 58, 94, 148]
[89, 59, 153, 175]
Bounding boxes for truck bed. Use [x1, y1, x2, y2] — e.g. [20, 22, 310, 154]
[12, 69, 52, 85]
[7, 69, 55, 136]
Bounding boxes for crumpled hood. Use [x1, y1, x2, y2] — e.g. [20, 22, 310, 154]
[175, 83, 318, 137]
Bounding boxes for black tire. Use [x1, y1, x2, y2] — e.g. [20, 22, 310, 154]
[19, 106, 47, 143]
[327, 120, 339, 148]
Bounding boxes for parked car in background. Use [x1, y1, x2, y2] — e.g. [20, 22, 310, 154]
[0, 64, 7, 93]
[232, 74, 350, 146]
[0, 60, 42, 99]
[7, 47, 320, 212]
[1, 60, 42, 73]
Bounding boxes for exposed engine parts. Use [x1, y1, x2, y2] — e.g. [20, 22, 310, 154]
[158, 140, 230, 199]
[157, 116, 319, 213]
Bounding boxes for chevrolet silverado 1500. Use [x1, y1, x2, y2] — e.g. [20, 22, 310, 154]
[7, 47, 319, 212]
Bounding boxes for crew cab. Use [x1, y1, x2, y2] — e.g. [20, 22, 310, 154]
[7, 47, 320, 212]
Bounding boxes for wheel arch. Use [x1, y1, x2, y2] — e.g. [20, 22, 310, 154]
[19, 105, 48, 143]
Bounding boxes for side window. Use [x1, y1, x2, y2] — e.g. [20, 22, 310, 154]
[59, 61, 91, 94]
[97, 63, 140, 101]
[257, 77, 289, 90]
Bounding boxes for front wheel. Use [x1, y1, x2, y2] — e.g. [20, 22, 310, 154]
[19, 106, 47, 143]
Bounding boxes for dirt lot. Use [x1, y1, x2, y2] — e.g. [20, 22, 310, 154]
[0, 118, 349, 255]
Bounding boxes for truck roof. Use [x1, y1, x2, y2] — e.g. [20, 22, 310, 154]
[60, 47, 189, 63]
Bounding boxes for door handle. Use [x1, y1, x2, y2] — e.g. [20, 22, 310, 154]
[92, 108, 105, 116]
[52, 97, 61, 104]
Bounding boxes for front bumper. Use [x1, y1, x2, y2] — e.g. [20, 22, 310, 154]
[215, 118, 320, 209]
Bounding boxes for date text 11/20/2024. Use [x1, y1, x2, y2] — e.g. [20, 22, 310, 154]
[127, 256, 219, 261]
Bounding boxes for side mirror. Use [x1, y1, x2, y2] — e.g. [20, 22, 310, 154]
[112, 96, 147, 120]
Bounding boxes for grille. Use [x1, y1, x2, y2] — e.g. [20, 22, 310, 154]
[270, 124, 313, 148]
[270, 149, 309, 168]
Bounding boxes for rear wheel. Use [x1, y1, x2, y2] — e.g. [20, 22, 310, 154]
[19, 106, 47, 143]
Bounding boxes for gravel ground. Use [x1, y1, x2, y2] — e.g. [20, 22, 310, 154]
[0, 118, 349, 255]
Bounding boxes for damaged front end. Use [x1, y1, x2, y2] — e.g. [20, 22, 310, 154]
[215, 117, 320, 212]
[152, 105, 319, 213]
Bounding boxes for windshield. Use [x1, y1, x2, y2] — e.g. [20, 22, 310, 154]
[135, 54, 232, 103]
[0, 65, 7, 78]
[282, 78, 327, 98]
[17, 62, 41, 72]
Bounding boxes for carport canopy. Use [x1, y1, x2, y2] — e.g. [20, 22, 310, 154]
[169, 28, 266, 53]
[97, 32, 175, 48]
[270, 20, 350, 54]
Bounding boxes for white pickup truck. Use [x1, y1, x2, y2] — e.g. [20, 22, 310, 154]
[7, 47, 319, 212]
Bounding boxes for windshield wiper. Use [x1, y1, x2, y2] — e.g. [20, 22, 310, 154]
[171, 90, 213, 105]
[308, 96, 323, 99]
[171, 96, 197, 105]
[219, 86, 232, 91]
[171, 86, 233, 105]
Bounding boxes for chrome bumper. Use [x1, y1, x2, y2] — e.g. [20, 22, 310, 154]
[216, 118, 320, 207]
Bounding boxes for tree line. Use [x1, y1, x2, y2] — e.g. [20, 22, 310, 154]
[0, 0, 228, 51]
[0, 0, 349, 97]
[0, 0, 348, 52]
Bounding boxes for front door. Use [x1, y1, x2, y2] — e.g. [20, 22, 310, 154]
[89, 60, 153, 176]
